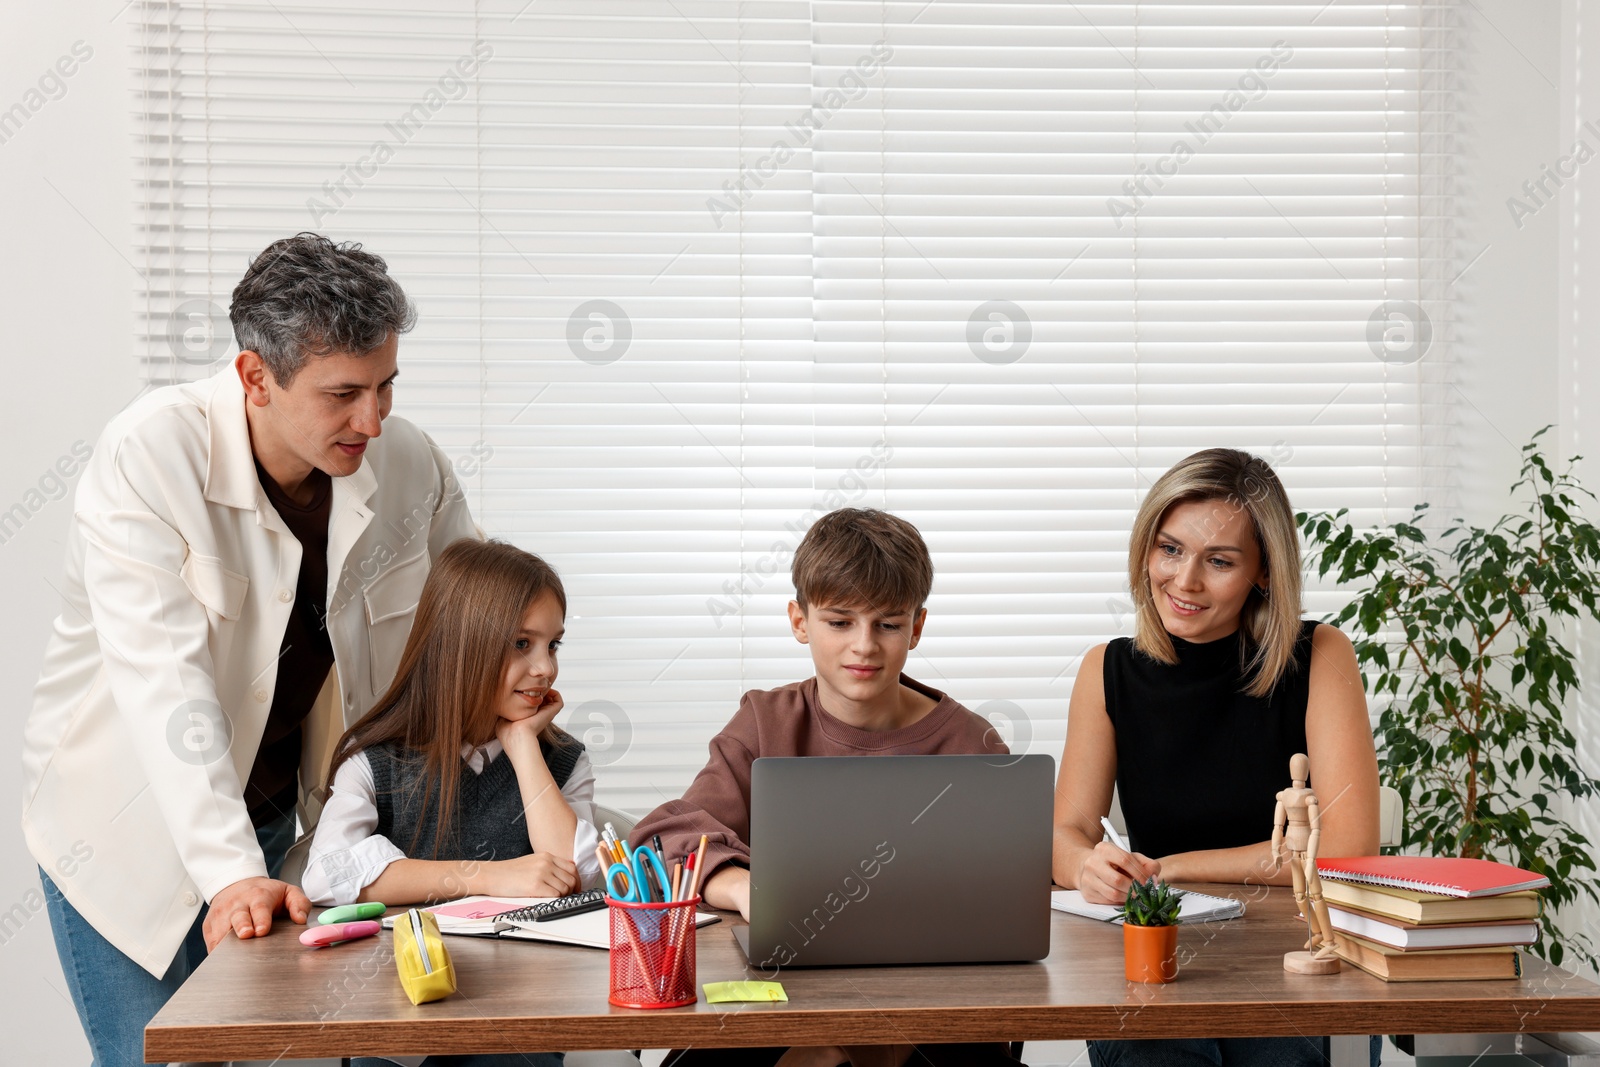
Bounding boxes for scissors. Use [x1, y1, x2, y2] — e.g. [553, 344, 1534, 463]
[606, 843, 672, 903]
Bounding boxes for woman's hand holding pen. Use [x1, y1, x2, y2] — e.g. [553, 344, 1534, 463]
[1077, 841, 1161, 905]
[478, 853, 580, 899]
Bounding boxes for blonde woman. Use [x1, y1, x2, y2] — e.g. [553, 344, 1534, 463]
[1053, 449, 1379, 1067]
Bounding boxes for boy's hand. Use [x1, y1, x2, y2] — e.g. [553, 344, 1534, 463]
[496, 688, 564, 756]
[702, 865, 751, 921]
[479, 853, 579, 899]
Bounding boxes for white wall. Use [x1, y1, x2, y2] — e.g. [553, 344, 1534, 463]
[1562, 0, 1600, 983]
[1455, 0, 1566, 894]
[0, 0, 1582, 1058]
[1455, 0, 1563, 510]
[1, 2, 137, 1060]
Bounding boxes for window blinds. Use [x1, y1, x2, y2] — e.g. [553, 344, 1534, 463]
[136, 0, 1452, 811]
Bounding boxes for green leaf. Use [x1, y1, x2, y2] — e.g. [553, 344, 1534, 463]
[1326, 430, 1600, 971]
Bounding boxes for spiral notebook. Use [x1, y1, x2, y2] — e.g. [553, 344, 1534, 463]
[381, 894, 719, 949]
[1050, 888, 1245, 924]
[1315, 856, 1550, 899]
[380, 896, 538, 934]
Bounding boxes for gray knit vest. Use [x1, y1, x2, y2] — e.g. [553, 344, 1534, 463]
[370, 737, 584, 863]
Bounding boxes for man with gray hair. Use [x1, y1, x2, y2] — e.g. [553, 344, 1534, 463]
[22, 233, 478, 1065]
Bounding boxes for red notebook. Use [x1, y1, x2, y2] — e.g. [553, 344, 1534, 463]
[1316, 856, 1550, 898]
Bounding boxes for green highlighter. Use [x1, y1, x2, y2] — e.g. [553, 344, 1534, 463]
[318, 902, 387, 926]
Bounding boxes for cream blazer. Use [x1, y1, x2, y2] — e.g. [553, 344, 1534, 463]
[21, 362, 478, 976]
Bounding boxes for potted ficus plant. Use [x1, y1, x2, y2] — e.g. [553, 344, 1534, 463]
[1122, 877, 1184, 982]
[1300, 428, 1600, 968]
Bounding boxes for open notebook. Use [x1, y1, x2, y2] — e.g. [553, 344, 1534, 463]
[381, 895, 721, 949]
[1051, 888, 1245, 924]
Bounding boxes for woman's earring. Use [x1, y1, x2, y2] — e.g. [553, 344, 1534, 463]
[1256, 584, 1270, 599]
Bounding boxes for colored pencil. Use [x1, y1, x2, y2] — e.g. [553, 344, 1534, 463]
[664, 834, 711, 995]
[686, 834, 709, 900]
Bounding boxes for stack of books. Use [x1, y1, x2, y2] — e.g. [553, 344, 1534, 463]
[1314, 856, 1547, 981]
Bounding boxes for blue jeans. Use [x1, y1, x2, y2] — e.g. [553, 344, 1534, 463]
[1087, 1036, 1332, 1067]
[43, 811, 296, 1067]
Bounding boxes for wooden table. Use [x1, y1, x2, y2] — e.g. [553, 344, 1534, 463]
[146, 886, 1600, 1062]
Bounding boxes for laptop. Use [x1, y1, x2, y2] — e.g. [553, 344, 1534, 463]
[732, 753, 1055, 970]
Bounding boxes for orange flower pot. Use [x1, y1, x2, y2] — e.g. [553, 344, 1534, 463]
[1123, 922, 1179, 983]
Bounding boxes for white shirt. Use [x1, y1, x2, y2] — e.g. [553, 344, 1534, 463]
[21, 361, 479, 977]
[304, 740, 603, 905]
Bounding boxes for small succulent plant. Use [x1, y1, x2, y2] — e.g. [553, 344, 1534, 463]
[1121, 877, 1184, 927]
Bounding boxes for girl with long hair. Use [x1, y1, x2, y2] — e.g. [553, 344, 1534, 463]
[304, 537, 600, 913]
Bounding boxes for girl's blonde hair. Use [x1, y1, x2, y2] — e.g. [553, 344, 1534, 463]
[1128, 448, 1303, 697]
[326, 538, 576, 856]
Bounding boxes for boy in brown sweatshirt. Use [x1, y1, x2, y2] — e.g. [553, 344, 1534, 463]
[632, 508, 1017, 1067]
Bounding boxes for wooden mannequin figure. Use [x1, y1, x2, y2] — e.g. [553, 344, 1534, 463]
[1270, 752, 1341, 974]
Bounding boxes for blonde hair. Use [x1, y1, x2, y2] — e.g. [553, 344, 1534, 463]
[1128, 449, 1303, 697]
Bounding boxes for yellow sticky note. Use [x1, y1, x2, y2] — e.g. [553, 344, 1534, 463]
[703, 980, 788, 1003]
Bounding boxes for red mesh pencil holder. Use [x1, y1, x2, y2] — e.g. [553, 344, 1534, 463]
[607, 895, 699, 1008]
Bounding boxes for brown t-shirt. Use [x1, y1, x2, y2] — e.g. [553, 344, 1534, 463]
[244, 463, 335, 828]
[629, 675, 1006, 883]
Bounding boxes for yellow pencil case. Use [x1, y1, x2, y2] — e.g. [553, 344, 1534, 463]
[394, 907, 457, 1005]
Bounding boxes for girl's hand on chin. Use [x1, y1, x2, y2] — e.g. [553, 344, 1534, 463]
[496, 688, 564, 751]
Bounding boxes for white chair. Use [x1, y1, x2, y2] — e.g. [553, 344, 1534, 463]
[1377, 784, 1402, 849]
[593, 804, 640, 841]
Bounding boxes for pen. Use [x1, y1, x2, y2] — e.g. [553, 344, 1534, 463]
[646, 865, 663, 904]
[1100, 815, 1152, 882]
[1100, 815, 1130, 854]
[649, 836, 667, 900]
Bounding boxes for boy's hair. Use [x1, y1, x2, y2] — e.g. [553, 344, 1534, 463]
[325, 538, 574, 857]
[791, 508, 933, 614]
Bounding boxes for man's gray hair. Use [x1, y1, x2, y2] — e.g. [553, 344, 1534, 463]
[229, 233, 415, 385]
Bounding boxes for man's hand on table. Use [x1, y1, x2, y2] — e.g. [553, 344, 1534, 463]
[202, 877, 311, 951]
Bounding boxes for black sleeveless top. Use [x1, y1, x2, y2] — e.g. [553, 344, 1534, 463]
[1104, 619, 1319, 860]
